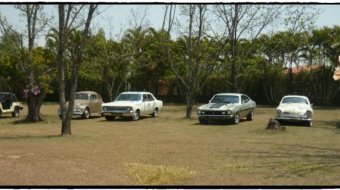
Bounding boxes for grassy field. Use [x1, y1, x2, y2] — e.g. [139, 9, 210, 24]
[1, 103, 340, 185]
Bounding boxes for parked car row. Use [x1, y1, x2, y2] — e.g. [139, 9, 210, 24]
[58, 91, 163, 121]
[1, 90, 313, 127]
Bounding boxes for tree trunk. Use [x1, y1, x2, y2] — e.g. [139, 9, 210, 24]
[26, 90, 45, 122]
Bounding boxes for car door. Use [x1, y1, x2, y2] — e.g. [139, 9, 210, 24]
[141, 94, 149, 115]
[147, 94, 156, 114]
[240, 95, 250, 118]
[89, 94, 101, 113]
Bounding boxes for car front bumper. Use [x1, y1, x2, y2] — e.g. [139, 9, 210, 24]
[197, 114, 234, 120]
[275, 115, 312, 122]
[102, 110, 134, 117]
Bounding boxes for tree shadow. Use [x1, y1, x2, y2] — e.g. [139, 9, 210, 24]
[0, 134, 61, 140]
[192, 119, 248, 126]
[97, 116, 150, 122]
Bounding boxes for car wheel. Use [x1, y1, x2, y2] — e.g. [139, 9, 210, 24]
[105, 116, 116, 121]
[199, 118, 209, 124]
[232, 112, 240, 124]
[82, 108, 90, 119]
[305, 121, 312, 127]
[151, 108, 158, 117]
[12, 107, 20, 117]
[246, 108, 254, 121]
[132, 110, 140, 121]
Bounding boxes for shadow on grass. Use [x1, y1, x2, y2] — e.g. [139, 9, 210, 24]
[192, 119, 248, 126]
[0, 134, 61, 140]
[97, 116, 151, 122]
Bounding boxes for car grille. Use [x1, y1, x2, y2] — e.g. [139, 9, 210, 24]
[106, 107, 127, 111]
[203, 111, 224, 115]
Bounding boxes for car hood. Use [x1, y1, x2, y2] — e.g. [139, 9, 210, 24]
[277, 103, 312, 112]
[102, 101, 141, 106]
[198, 103, 238, 110]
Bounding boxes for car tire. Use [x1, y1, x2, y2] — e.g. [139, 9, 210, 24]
[247, 108, 254, 121]
[82, 108, 90, 119]
[12, 107, 20, 117]
[105, 116, 115, 121]
[305, 121, 312, 127]
[151, 108, 158, 117]
[132, 110, 140, 121]
[59, 114, 62, 119]
[199, 118, 209, 124]
[231, 112, 240, 124]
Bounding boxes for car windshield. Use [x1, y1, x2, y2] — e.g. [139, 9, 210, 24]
[75, 93, 89, 100]
[282, 97, 308, 104]
[210, 95, 239, 104]
[116, 94, 141, 101]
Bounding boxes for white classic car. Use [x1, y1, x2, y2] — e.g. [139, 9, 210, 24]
[101, 92, 163, 121]
[197, 93, 256, 124]
[275, 95, 313, 127]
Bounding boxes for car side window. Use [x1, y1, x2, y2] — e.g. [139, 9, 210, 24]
[96, 94, 102, 100]
[241, 95, 249, 103]
[147, 94, 154, 101]
[143, 94, 148, 102]
[90, 95, 97, 100]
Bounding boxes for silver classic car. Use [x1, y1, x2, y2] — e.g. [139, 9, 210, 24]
[275, 95, 313, 127]
[58, 91, 103, 119]
[101, 91, 163, 121]
[197, 93, 256, 124]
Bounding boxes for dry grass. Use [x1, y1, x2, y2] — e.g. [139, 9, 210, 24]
[1, 103, 340, 185]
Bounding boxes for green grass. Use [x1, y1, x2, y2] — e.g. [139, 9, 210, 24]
[0, 103, 340, 185]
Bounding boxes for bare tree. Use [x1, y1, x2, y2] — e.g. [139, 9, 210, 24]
[162, 5, 228, 118]
[57, 4, 98, 136]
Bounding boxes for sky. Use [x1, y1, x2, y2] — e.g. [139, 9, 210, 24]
[0, 3, 340, 46]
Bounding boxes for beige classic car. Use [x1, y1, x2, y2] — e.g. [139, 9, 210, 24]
[275, 95, 313, 127]
[58, 91, 103, 119]
[0, 92, 24, 118]
[101, 91, 163, 121]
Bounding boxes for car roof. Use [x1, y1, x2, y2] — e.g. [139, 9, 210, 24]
[120, 91, 152, 94]
[76, 91, 98, 94]
[283, 95, 308, 98]
[0, 92, 14, 95]
[214, 93, 245, 96]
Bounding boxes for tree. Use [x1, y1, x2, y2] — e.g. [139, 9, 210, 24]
[57, 4, 98, 136]
[13, 5, 53, 122]
[162, 5, 228, 118]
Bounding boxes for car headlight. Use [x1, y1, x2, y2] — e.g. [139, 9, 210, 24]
[226, 110, 232, 115]
[127, 107, 132, 111]
[102, 106, 107, 111]
[276, 109, 282, 115]
[306, 110, 312, 116]
[197, 110, 201, 114]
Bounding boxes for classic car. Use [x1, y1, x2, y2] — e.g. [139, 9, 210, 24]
[58, 91, 103, 119]
[197, 93, 256, 124]
[0, 92, 23, 118]
[275, 95, 313, 127]
[101, 91, 163, 121]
